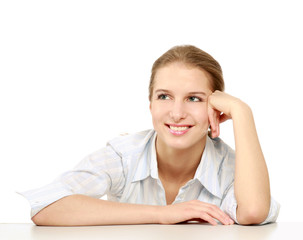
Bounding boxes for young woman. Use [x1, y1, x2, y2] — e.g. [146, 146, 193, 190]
[21, 45, 279, 226]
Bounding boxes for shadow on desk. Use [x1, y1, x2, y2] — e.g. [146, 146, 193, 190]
[1, 222, 300, 240]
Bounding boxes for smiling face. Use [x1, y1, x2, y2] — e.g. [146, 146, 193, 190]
[150, 62, 213, 151]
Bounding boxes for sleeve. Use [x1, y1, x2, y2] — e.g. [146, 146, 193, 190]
[19, 145, 126, 218]
[220, 183, 280, 225]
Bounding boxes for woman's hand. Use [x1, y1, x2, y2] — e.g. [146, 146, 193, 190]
[207, 90, 248, 138]
[158, 200, 234, 225]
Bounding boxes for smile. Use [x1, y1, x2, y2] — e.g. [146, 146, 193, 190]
[165, 124, 192, 136]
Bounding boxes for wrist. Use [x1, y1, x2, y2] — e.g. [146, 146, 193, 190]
[154, 205, 166, 224]
[230, 99, 252, 119]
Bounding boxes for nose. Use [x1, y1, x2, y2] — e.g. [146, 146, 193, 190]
[169, 100, 187, 122]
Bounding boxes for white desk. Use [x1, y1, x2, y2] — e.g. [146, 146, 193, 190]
[0, 222, 301, 240]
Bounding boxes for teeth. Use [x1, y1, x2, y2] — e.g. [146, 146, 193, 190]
[169, 126, 189, 131]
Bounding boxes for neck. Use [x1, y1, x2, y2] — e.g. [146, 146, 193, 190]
[156, 136, 207, 184]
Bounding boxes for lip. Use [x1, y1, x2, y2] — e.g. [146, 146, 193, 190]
[165, 124, 193, 136]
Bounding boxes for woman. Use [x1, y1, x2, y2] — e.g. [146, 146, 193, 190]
[21, 45, 279, 226]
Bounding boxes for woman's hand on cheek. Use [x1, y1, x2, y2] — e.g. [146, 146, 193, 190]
[208, 91, 239, 138]
[208, 106, 221, 138]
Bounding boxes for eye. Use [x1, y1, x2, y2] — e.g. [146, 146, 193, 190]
[188, 96, 202, 102]
[157, 94, 170, 100]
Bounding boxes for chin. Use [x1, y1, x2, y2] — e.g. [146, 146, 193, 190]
[165, 136, 206, 151]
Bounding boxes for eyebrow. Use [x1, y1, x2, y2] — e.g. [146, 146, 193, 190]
[155, 89, 207, 96]
[188, 91, 207, 96]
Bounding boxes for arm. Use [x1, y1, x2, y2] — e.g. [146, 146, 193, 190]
[32, 194, 159, 226]
[32, 195, 234, 226]
[208, 91, 271, 225]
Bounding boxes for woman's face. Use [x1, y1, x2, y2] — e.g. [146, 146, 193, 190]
[150, 62, 213, 151]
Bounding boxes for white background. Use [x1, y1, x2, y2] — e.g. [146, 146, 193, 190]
[1, 0, 302, 223]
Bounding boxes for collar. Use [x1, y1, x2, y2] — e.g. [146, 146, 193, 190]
[131, 132, 222, 199]
[194, 136, 223, 199]
[132, 131, 158, 182]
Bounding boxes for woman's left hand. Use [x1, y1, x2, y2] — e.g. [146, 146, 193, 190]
[207, 90, 246, 138]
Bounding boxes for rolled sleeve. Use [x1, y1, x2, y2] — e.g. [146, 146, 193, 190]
[19, 182, 75, 218]
[220, 183, 238, 223]
[220, 184, 280, 225]
[19, 145, 125, 218]
[261, 197, 280, 224]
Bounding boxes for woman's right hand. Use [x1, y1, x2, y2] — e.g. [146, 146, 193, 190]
[157, 200, 234, 225]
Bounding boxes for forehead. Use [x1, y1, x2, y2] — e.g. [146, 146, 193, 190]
[154, 62, 212, 93]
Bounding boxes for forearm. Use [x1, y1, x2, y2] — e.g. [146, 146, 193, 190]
[232, 102, 271, 224]
[32, 195, 235, 226]
[32, 194, 159, 226]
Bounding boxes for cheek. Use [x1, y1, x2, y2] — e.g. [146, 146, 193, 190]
[192, 105, 209, 124]
[150, 103, 165, 122]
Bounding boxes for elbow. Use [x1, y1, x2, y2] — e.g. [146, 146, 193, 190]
[32, 211, 49, 226]
[32, 212, 44, 226]
[237, 206, 269, 225]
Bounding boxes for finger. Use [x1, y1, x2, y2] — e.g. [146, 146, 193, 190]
[199, 212, 218, 226]
[208, 107, 218, 138]
[212, 117, 220, 138]
[208, 106, 215, 133]
[198, 203, 233, 225]
[219, 113, 231, 124]
[210, 110, 221, 138]
[211, 205, 234, 225]
[189, 200, 231, 225]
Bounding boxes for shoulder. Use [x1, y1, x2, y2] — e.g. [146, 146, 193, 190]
[77, 129, 155, 173]
[106, 129, 155, 157]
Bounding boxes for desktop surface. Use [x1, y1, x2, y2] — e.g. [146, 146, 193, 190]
[0, 222, 301, 240]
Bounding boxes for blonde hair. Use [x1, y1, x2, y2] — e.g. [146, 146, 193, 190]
[149, 45, 224, 101]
